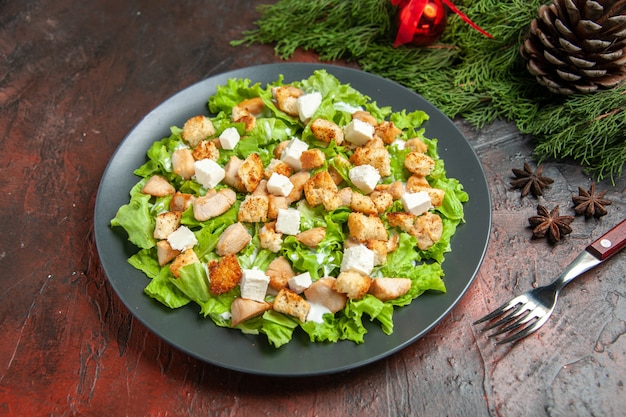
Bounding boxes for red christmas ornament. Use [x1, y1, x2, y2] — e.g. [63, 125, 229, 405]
[394, 0, 447, 47]
[391, 0, 494, 47]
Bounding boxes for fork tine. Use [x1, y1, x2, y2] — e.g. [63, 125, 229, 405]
[495, 315, 549, 344]
[473, 297, 524, 325]
[480, 303, 525, 331]
[489, 309, 533, 336]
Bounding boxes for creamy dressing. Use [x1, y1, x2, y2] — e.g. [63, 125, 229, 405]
[306, 302, 332, 323]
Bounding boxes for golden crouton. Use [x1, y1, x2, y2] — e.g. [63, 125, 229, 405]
[238, 153, 264, 193]
[264, 158, 292, 179]
[406, 175, 430, 191]
[208, 253, 242, 295]
[141, 175, 175, 197]
[368, 277, 412, 301]
[300, 148, 326, 171]
[406, 138, 428, 153]
[170, 191, 195, 212]
[182, 115, 216, 147]
[215, 222, 251, 256]
[366, 239, 391, 265]
[374, 121, 402, 144]
[172, 148, 195, 180]
[370, 190, 394, 213]
[349, 146, 391, 177]
[347, 212, 388, 242]
[303, 171, 338, 207]
[273, 85, 303, 116]
[156, 240, 180, 266]
[333, 271, 372, 300]
[230, 298, 272, 327]
[375, 181, 405, 200]
[153, 211, 182, 239]
[404, 151, 435, 176]
[310, 118, 344, 145]
[169, 248, 200, 278]
[273, 288, 310, 322]
[238, 194, 269, 223]
[232, 98, 264, 132]
[408, 185, 446, 207]
[266, 256, 295, 291]
[350, 192, 378, 216]
[295, 227, 326, 248]
[259, 222, 283, 253]
[412, 212, 443, 250]
[192, 140, 219, 161]
[386, 212, 416, 233]
[351, 110, 378, 126]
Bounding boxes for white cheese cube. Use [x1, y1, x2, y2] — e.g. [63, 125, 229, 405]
[275, 208, 301, 235]
[402, 191, 433, 216]
[349, 164, 380, 194]
[193, 159, 225, 189]
[344, 119, 374, 146]
[340, 244, 375, 276]
[296, 92, 322, 122]
[266, 172, 294, 197]
[240, 269, 270, 302]
[288, 272, 312, 294]
[167, 226, 198, 251]
[306, 302, 332, 323]
[280, 137, 309, 171]
[218, 127, 240, 150]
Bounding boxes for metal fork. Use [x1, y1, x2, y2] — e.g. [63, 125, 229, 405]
[474, 218, 626, 344]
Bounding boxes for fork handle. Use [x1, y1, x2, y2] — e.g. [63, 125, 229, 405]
[586, 218, 626, 260]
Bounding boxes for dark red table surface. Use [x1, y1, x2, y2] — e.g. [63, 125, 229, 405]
[1, 1, 624, 416]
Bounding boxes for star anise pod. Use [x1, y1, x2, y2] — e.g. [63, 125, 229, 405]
[511, 163, 554, 197]
[572, 183, 612, 219]
[528, 205, 574, 244]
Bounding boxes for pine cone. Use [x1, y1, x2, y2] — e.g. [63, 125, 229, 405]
[521, 0, 626, 95]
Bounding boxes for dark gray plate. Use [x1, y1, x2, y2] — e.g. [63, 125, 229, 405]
[94, 63, 491, 377]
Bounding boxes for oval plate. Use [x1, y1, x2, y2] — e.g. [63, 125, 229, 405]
[94, 63, 491, 377]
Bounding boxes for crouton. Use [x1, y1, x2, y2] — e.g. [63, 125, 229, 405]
[404, 151, 435, 176]
[295, 227, 326, 248]
[232, 98, 264, 132]
[303, 277, 347, 313]
[169, 248, 199, 278]
[375, 181, 405, 200]
[333, 271, 372, 300]
[170, 191, 195, 212]
[153, 211, 182, 239]
[259, 222, 283, 253]
[230, 297, 272, 327]
[407, 185, 445, 207]
[264, 158, 292, 179]
[351, 110, 378, 126]
[300, 148, 326, 171]
[347, 212, 388, 242]
[172, 148, 195, 180]
[193, 188, 236, 221]
[412, 212, 443, 250]
[406, 175, 430, 191]
[238, 194, 269, 223]
[366, 239, 390, 265]
[349, 146, 391, 177]
[208, 253, 242, 295]
[374, 121, 402, 144]
[386, 212, 416, 233]
[182, 115, 216, 147]
[215, 222, 251, 256]
[192, 140, 219, 161]
[368, 277, 412, 301]
[141, 175, 175, 197]
[273, 85, 303, 116]
[310, 118, 344, 145]
[238, 153, 264, 193]
[349, 192, 378, 215]
[266, 256, 295, 291]
[370, 190, 394, 213]
[303, 171, 338, 207]
[273, 288, 310, 322]
[156, 240, 180, 266]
